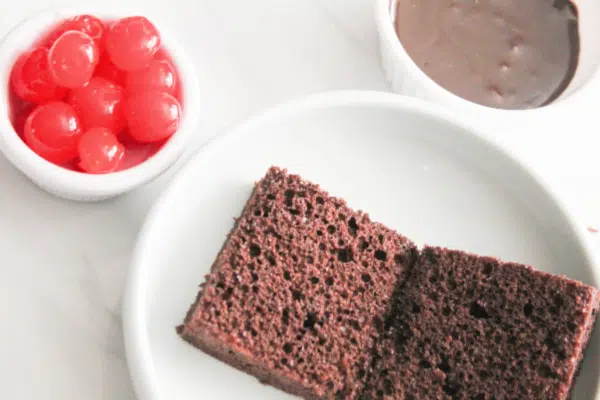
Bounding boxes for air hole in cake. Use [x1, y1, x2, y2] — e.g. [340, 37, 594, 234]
[338, 213, 346, 221]
[291, 254, 298, 262]
[298, 357, 304, 364]
[319, 243, 326, 251]
[310, 276, 319, 284]
[251, 273, 259, 282]
[376, 389, 384, 397]
[483, 263, 493, 275]
[524, 302, 534, 317]
[316, 230, 323, 236]
[348, 319, 361, 331]
[283, 270, 291, 280]
[493, 334, 502, 343]
[393, 254, 404, 264]
[438, 357, 451, 373]
[325, 276, 334, 286]
[429, 292, 439, 301]
[448, 280, 458, 290]
[221, 287, 233, 300]
[284, 189, 295, 199]
[429, 274, 438, 283]
[508, 335, 517, 345]
[252, 285, 259, 293]
[266, 193, 276, 200]
[442, 381, 460, 396]
[374, 250, 387, 261]
[307, 255, 314, 264]
[442, 306, 452, 316]
[412, 302, 421, 313]
[473, 394, 485, 400]
[539, 364, 558, 378]
[378, 234, 384, 243]
[288, 209, 300, 216]
[338, 248, 353, 263]
[361, 273, 372, 283]
[327, 225, 336, 234]
[249, 244, 261, 257]
[253, 209, 261, 217]
[267, 255, 276, 266]
[283, 342, 293, 354]
[348, 217, 359, 236]
[359, 239, 369, 251]
[419, 359, 432, 369]
[316, 196, 324, 205]
[383, 378, 394, 395]
[554, 295, 564, 308]
[341, 291, 349, 299]
[356, 368, 366, 379]
[292, 290, 304, 301]
[338, 239, 345, 246]
[362, 261, 369, 268]
[470, 301, 490, 319]
[567, 322, 577, 332]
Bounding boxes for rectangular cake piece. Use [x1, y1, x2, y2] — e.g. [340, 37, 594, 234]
[177, 167, 418, 399]
[361, 245, 600, 400]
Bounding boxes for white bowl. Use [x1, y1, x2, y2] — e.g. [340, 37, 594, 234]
[0, 5, 200, 201]
[123, 91, 600, 399]
[375, 0, 600, 121]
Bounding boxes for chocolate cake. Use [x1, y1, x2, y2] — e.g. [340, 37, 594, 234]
[361, 246, 600, 399]
[177, 167, 418, 399]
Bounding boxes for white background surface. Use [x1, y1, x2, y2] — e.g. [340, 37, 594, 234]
[0, 0, 598, 399]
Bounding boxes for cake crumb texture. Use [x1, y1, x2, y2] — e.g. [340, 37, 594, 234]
[177, 167, 417, 399]
[361, 246, 600, 400]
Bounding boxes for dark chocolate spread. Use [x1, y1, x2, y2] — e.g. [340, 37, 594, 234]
[394, 0, 579, 109]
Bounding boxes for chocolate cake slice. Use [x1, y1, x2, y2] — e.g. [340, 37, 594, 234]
[361, 246, 600, 400]
[177, 167, 418, 399]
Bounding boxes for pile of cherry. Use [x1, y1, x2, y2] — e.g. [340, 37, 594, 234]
[9, 15, 182, 174]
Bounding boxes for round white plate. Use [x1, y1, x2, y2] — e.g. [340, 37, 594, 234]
[123, 91, 600, 400]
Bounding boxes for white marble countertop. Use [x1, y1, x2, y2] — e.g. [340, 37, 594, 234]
[0, 0, 599, 398]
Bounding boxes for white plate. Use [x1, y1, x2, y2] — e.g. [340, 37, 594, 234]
[123, 91, 600, 400]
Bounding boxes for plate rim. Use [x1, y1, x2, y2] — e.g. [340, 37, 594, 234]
[122, 90, 600, 399]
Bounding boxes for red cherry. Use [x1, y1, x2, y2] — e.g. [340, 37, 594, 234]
[40, 15, 105, 48]
[67, 77, 125, 133]
[78, 127, 125, 173]
[125, 59, 177, 95]
[125, 90, 181, 143]
[69, 15, 106, 45]
[39, 22, 71, 48]
[105, 17, 160, 71]
[48, 31, 100, 88]
[24, 126, 77, 165]
[95, 53, 125, 86]
[13, 103, 34, 136]
[10, 49, 66, 103]
[24, 102, 82, 150]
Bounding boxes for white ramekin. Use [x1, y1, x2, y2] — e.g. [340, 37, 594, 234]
[0, 5, 201, 201]
[375, 0, 600, 121]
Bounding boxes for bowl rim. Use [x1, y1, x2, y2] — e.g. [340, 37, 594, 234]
[0, 4, 200, 197]
[373, 0, 587, 113]
[122, 89, 600, 399]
